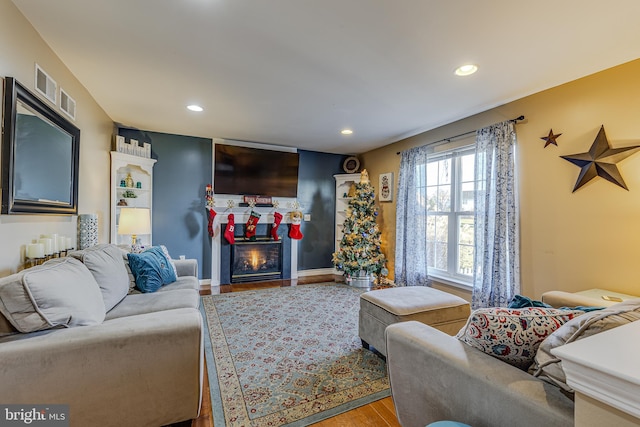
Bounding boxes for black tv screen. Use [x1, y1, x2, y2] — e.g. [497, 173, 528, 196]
[214, 144, 299, 197]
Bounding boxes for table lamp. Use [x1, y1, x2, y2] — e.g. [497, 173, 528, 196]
[118, 207, 151, 252]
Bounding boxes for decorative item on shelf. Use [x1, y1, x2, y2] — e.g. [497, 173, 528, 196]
[347, 183, 357, 198]
[25, 243, 45, 266]
[118, 208, 151, 253]
[129, 139, 138, 156]
[38, 237, 53, 260]
[120, 179, 126, 187]
[343, 156, 360, 173]
[56, 235, 68, 257]
[540, 129, 562, 148]
[117, 199, 128, 206]
[122, 190, 137, 199]
[379, 172, 394, 202]
[136, 181, 142, 189]
[115, 135, 126, 153]
[41, 234, 60, 257]
[561, 125, 640, 192]
[241, 195, 273, 207]
[124, 173, 134, 188]
[226, 199, 235, 209]
[332, 169, 388, 287]
[78, 213, 98, 249]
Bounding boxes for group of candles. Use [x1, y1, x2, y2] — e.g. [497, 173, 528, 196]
[25, 234, 75, 265]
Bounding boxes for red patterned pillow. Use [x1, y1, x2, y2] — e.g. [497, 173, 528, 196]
[456, 307, 585, 370]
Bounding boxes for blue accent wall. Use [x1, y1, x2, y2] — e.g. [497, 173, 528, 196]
[117, 128, 212, 279]
[297, 150, 346, 271]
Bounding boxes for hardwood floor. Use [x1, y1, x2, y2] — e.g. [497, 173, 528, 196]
[192, 276, 401, 427]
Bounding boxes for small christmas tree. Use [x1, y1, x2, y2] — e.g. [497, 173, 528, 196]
[333, 170, 388, 284]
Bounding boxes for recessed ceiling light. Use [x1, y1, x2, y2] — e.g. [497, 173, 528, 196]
[454, 64, 478, 76]
[187, 104, 203, 112]
[341, 129, 353, 135]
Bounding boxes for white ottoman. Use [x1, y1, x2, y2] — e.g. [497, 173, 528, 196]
[359, 286, 471, 357]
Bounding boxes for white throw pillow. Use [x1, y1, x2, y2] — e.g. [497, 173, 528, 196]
[0, 257, 105, 333]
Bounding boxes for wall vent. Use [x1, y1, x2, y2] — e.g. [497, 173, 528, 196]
[60, 88, 76, 120]
[35, 63, 56, 104]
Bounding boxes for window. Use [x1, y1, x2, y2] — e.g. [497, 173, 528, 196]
[417, 146, 476, 286]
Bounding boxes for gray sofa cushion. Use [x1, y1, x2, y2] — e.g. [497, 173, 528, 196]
[0, 258, 105, 333]
[69, 244, 130, 311]
[105, 289, 200, 320]
[0, 312, 17, 336]
[156, 276, 199, 292]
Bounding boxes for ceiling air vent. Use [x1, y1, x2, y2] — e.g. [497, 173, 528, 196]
[60, 88, 76, 120]
[35, 63, 56, 104]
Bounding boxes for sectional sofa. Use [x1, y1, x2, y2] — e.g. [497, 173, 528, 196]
[0, 244, 203, 427]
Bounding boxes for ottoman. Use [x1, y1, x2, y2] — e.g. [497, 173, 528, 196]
[359, 286, 471, 356]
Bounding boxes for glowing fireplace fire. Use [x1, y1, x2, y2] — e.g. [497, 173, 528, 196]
[231, 240, 282, 283]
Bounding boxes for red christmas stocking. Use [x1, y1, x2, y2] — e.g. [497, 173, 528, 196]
[224, 214, 235, 244]
[207, 208, 216, 237]
[245, 211, 261, 241]
[271, 212, 283, 241]
[288, 211, 304, 240]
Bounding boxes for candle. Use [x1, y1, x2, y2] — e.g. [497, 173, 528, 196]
[26, 243, 45, 259]
[38, 238, 53, 255]
[42, 234, 59, 253]
[57, 235, 67, 251]
[66, 236, 74, 251]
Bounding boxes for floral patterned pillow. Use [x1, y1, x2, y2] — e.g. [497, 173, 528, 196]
[456, 307, 585, 370]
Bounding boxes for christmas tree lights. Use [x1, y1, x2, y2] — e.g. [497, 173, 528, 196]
[333, 170, 388, 285]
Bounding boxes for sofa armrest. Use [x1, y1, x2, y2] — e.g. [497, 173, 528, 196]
[385, 321, 573, 427]
[541, 290, 610, 308]
[174, 258, 198, 278]
[0, 308, 203, 426]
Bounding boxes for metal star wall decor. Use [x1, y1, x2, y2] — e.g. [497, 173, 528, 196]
[541, 129, 562, 147]
[561, 125, 640, 192]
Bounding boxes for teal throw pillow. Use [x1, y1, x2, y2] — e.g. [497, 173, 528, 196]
[127, 246, 177, 293]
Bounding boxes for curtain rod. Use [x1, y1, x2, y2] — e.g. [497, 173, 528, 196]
[396, 115, 525, 155]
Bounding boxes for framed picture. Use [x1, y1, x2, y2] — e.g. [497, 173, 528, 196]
[379, 172, 393, 202]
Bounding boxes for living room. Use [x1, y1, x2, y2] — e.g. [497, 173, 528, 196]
[1, 1, 640, 426]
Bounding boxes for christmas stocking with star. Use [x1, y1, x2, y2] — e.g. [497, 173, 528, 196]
[245, 210, 261, 241]
[224, 214, 235, 244]
[271, 212, 283, 241]
[288, 210, 304, 240]
[207, 207, 216, 237]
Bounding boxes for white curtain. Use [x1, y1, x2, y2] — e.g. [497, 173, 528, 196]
[472, 120, 520, 308]
[395, 145, 431, 286]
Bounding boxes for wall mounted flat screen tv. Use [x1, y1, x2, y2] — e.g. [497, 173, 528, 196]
[214, 144, 299, 197]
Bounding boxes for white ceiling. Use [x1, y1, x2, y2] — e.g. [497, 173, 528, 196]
[12, 0, 640, 154]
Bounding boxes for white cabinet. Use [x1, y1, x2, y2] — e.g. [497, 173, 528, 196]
[334, 174, 359, 273]
[110, 151, 157, 247]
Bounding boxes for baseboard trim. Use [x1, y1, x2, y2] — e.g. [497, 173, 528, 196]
[297, 268, 335, 277]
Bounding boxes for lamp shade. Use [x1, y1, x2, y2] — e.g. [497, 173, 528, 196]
[118, 208, 151, 235]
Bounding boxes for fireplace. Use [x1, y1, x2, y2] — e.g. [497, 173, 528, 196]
[219, 222, 292, 284]
[231, 240, 282, 283]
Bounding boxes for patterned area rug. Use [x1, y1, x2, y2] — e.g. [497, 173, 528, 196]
[200, 283, 390, 427]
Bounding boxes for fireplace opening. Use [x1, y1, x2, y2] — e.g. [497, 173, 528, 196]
[231, 239, 282, 283]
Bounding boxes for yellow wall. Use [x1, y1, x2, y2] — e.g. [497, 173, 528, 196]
[362, 59, 640, 299]
[0, 1, 113, 276]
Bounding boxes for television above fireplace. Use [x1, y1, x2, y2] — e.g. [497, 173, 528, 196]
[214, 144, 299, 197]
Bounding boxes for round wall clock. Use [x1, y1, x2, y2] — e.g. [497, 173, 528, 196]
[342, 156, 360, 173]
